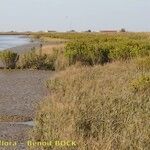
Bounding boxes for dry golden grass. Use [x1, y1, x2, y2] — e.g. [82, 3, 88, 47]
[135, 56, 150, 72]
[39, 44, 69, 71]
[40, 44, 65, 55]
[32, 59, 150, 150]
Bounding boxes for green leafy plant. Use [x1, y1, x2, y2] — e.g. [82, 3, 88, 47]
[65, 40, 110, 65]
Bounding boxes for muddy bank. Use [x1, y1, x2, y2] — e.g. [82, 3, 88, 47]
[0, 70, 53, 119]
[0, 122, 31, 150]
[0, 70, 53, 149]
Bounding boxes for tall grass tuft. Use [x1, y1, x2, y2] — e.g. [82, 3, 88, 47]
[0, 51, 18, 69]
[135, 56, 150, 72]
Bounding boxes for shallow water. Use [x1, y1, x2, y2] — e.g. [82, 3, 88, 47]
[0, 35, 30, 50]
[17, 121, 35, 126]
[1, 121, 35, 127]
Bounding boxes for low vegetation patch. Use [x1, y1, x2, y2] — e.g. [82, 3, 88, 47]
[131, 75, 150, 92]
[64, 37, 150, 65]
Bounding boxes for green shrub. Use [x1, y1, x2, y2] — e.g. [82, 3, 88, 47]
[17, 51, 55, 70]
[131, 75, 150, 92]
[109, 44, 133, 60]
[64, 34, 150, 65]
[0, 51, 18, 69]
[65, 40, 110, 65]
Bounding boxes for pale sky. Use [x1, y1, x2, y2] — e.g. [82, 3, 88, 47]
[0, 0, 150, 32]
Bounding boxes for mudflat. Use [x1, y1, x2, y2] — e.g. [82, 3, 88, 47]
[0, 70, 53, 149]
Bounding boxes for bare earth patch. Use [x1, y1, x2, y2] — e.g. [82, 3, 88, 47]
[0, 70, 53, 149]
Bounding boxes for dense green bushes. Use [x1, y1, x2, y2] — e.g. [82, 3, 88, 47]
[65, 40, 110, 65]
[64, 36, 150, 65]
[0, 51, 18, 69]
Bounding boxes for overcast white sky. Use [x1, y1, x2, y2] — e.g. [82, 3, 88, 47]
[0, 0, 150, 32]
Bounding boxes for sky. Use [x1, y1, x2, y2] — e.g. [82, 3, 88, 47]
[0, 0, 150, 32]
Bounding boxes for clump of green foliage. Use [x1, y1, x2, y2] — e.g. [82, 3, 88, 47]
[64, 35, 150, 65]
[131, 75, 150, 92]
[0, 51, 18, 69]
[65, 40, 110, 65]
[17, 51, 56, 70]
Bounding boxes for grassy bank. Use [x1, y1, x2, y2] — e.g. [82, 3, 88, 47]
[32, 59, 149, 150]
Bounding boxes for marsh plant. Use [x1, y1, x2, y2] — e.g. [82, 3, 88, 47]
[17, 51, 56, 70]
[0, 51, 18, 69]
